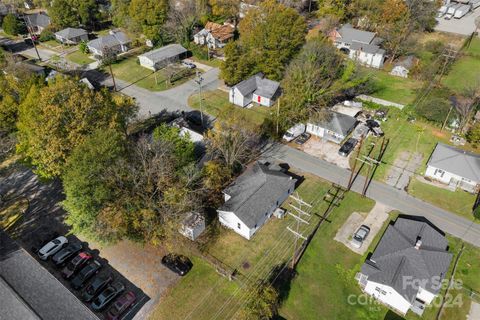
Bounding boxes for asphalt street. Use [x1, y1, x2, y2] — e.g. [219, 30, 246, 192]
[263, 143, 480, 247]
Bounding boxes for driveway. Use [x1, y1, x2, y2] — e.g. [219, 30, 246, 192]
[100, 68, 220, 117]
[262, 143, 480, 248]
[435, 8, 480, 36]
[299, 137, 351, 169]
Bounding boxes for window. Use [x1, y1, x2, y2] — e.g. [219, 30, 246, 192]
[237, 223, 241, 229]
[265, 212, 268, 216]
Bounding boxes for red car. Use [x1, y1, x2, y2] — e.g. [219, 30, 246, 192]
[105, 291, 137, 320]
[61, 252, 92, 279]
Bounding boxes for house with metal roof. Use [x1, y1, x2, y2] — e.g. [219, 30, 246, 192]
[25, 12, 50, 34]
[217, 162, 297, 240]
[425, 143, 480, 193]
[306, 111, 358, 144]
[55, 27, 88, 45]
[357, 217, 452, 316]
[138, 44, 187, 71]
[87, 30, 131, 57]
[329, 24, 385, 69]
[229, 73, 280, 108]
[0, 231, 100, 320]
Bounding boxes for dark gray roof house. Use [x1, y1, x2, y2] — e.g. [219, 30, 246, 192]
[25, 12, 50, 31]
[87, 31, 131, 56]
[427, 143, 480, 183]
[138, 44, 188, 70]
[359, 217, 452, 315]
[218, 162, 296, 239]
[229, 73, 281, 107]
[55, 27, 88, 44]
[336, 24, 376, 46]
[307, 111, 358, 144]
[0, 231, 99, 320]
[350, 41, 385, 55]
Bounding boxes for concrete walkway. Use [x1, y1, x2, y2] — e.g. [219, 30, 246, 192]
[262, 143, 480, 248]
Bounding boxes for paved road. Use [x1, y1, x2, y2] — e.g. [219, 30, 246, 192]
[101, 67, 220, 117]
[263, 143, 480, 247]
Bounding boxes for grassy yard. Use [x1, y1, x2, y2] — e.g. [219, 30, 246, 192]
[363, 68, 423, 105]
[280, 206, 478, 320]
[443, 56, 480, 94]
[108, 57, 195, 91]
[408, 179, 476, 221]
[188, 89, 273, 126]
[190, 56, 222, 68]
[65, 50, 95, 65]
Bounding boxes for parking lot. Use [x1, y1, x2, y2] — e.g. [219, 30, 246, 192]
[435, 8, 480, 36]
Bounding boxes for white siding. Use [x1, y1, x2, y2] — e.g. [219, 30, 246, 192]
[218, 210, 252, 239]
[364, 281, 412, 315]
[349, 50, 384, 69]
[306, 123, 325, 138]
[417, 287, 436, 304]
[229, 87, 247, 107]
[138, 56, 155, 70]
[425, 165, 477, 191]
[252, 93, 272, 107]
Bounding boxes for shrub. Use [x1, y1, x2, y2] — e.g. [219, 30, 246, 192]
[2, 14, 26, 36]
[79, 41, 89, 54]
[39, 28, 55, 42]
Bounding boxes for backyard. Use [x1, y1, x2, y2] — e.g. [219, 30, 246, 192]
[443, 38, 480, 94]
[108, 57, 196, 91]
[188, 89, 272, 126]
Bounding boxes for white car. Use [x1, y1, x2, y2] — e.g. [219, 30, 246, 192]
[38, 236, 68, 260]
[351, 225, 370, 249]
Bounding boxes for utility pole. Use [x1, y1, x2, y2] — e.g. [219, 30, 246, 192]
[195, 71, 205, 127]
[441, 104, 455, 131]
[287, 194, 312, 269]
[276, 98, 280, 136]
[21, 14, 41, 61]
[347, 136, 364, 190]
[103, 46, 117, 91]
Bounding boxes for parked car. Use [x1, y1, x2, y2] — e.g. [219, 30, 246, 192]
[62, 252, 92, 279]
[182, 61, 196, 69]
[351, 225, 371, 248]
[282, 123, 306, 142]
[71, 260, 102, 290]
[161, 254, 192, 276]
[82, 274, 113, 302]
[295, 132, 311, 145]
[52, 242, 82, 267]
[31, 231, 59, 253]
[91, 282, 125, 311]
[37, 236, 68, 260]
[106, 291, 137, 320]
[338, 138, 358, 157]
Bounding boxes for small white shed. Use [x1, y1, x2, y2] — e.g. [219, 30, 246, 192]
[179, 212, 206, 241]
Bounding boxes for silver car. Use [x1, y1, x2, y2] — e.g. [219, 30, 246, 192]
[351, 225, 370, 248]
[38, 236, 68, 260]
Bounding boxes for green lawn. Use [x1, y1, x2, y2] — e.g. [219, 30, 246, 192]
[39, 39, 63, 49]
[443, 56, 480, 94]
[108, 57, 195, 91]
[65, 50, 94, 65]
[280, 207, 477, 320]
[188, 89, 273, 126]
[190, 56, 222, 68]
[408, 179, 476, 221]
[364, 68, 423, 105]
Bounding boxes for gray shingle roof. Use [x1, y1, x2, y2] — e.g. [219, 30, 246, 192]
[309, 111, 358, 137]
[55, 27, 88, 40]
[25, 12, 50, 28]
[234, 73, 280, 99]
[361, 218, 452, 303]
[428, 143, 480, 182]
[0, 231, 99, 320]
[138, 44, 187, 64]
[337, 24, 376, 45]
[220, 162, 296, 228]
[350, 41, 385, 55]
[87, 31, 130, 51]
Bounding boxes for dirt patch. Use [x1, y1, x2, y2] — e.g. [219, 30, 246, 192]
[300, 137, 351, 169]
[468, 301, 480, 320]
[431, 129, 447, 139]
[334, 202, 391, 255]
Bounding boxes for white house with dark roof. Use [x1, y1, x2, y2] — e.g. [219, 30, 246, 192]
[357, 217, 452, 316]
[329, 24, 385, 69]
[138, 44, 187, 71]
[217, 162, 297, 240]
[25, 12, 50, 34]
[55, 28, 88, 45]
[306, 111, 358, 144]
[87, 31, 131, 57]
[425, 143, 480, 193]
[229, 73, 280, 107]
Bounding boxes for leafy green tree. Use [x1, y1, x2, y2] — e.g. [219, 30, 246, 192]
[63, 129, 126, 241]
[238, 282, 279, 320]
[2, 14, 26, 36]
[49, 0, 100, 29]
[467, 122, 480, 144]
[152, 123, 195, 168]
[317, 0, 349, 20]
[129, 0, 169, 43]
[416, 97, 453, 124]
[79, 40, 88, 54]
[221, 0, 306, 84]
[16, 77, 136, 178]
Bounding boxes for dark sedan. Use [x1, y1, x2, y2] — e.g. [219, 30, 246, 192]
[338, 138, 358, 157]
[62, 252, 92, 279]
[91, 282, 125, 311]
[294, 132, 311, 145]
[106, 291, 137, 320]
[52, 242, 82, 267]
[161, 254, 192, 276]
[71, 260, 102, 290]
[82, 274, 113, 302]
